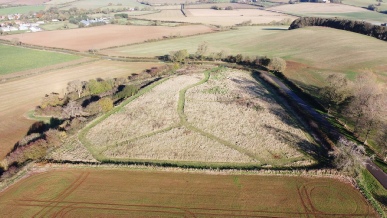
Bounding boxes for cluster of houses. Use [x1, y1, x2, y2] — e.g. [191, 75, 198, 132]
[0, 20, 44, 33]
[79, 18, 109, 26]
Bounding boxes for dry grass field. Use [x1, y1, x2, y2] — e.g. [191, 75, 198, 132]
[269, 3, 387, 23]
[136, 9, 296, 26]
[0, 25, 214, 52]
[0, 168, 376, 217]
[185, 69, 315, 166]
[86, 74, 202, 150]
[83, 66, 315, 166]
[47, 136, 98, 163]
[103, 126, 254, 163]
[0, 60, 164, 160]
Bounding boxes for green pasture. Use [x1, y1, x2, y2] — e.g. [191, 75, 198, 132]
[0, 44, 80, 75]
[0, 5, 44, 15]
[102, 26, 387, 87]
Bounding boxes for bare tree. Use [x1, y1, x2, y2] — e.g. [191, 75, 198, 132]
[319, 74, 351, 114]
[67, 80, 84, 98]
[195, 41, 209, 60]
[62, 101, 83, 119]
[331, 137, 366, 177]
[345, 71, 380, 134]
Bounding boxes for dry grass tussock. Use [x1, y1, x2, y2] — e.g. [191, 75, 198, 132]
[87, 74, 203, 148]
[185, 69, 315, 165]
[103, 126, 255, 163]
[47, 135, 98, 162]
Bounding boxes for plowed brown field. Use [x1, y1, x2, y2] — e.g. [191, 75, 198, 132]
[0, 168, 376, 217]
[0, 25, 214, 52]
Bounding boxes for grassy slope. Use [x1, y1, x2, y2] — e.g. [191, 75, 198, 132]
[0, 169, 376, 217]
[0, 44, 80, 75]
[103, 26, 387, 87]
[269, 3, 387, 23]
[0, 5, 44, 15]
[342, 0, 387, 12]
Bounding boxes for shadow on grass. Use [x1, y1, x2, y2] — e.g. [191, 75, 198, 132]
[263, 125, 329, 164]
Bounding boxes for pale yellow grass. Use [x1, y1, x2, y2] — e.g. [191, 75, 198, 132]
[185, 69, 314, 164]
[86, 74, 203, 148]
[137, 9, 296, 26]
[47, 135, 98, 162]
[0, 60, 163, 160]
[103, 126, 255, 163]
[270, 3, 366, 13]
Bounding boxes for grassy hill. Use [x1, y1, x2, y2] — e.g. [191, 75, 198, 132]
[102, 26, 387, 88]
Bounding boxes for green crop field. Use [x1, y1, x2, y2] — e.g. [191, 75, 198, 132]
[0, 5, 45, 15]
[0, 168, 376, 217]
[102, 26, 387, 88]
[0, 44, 80, 75]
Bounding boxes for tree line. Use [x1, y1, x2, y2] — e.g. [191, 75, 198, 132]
[289, 17, 387, 41]
[319, 71, 387, 161]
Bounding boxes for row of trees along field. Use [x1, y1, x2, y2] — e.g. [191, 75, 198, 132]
[0, 65, 176, 179]
[319, 71, 387, 161]
[289, 17, 387, 41]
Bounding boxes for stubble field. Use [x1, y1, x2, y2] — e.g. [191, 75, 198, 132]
[136, 9, 296, 26]
[0, 25, 214, 52]
[0, 168, 376, 217]
[0, 60, 164, 159]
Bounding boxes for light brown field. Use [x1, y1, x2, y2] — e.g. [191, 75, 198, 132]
[185, 69, 315, 165]
[0, 168, 376, 217]
[0, 0, 47, 5]
[0, 60, 164, 160]
[137, 9, 296, 26]
[270, 2, 366, 13]
[0, 25, 214, 52]
[86, 74, 203, 149]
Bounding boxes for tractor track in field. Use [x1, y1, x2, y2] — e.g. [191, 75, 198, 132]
[31, 172, 89, 218]
[15, 199, 374, 217]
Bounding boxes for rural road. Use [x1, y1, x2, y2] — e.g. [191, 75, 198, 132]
[259, 70, 387, 189]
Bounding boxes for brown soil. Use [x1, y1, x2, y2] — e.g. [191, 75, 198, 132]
[0, 25, 214, 52]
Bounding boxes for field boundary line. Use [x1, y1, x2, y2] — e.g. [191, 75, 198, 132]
[100, 124, 181, 154]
